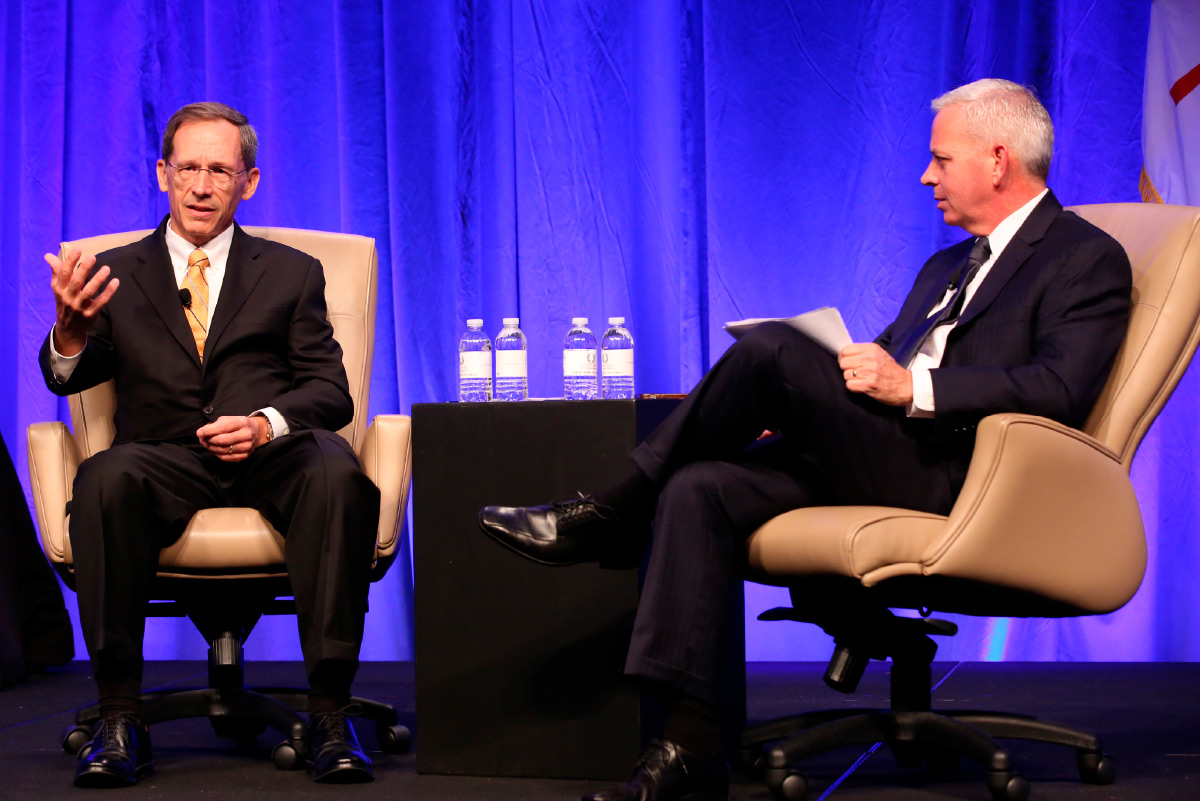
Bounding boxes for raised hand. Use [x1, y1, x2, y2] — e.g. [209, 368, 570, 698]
[46, 247, 119, 356]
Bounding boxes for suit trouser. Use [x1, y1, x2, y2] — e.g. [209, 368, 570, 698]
[68, 429, 380, 692]
[624, 322, 959, 705]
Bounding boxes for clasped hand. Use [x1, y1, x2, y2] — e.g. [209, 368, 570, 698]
[838, 343, 913, 407]
[46, 247, 120, 357]
[198, 416, 271, 462]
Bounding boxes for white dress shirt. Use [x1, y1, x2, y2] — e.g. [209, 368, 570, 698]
[908, 188, 1049, 416]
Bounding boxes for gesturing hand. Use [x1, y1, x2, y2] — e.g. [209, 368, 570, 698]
[838, 342, 914, 407]
[46, 247, 119, 357]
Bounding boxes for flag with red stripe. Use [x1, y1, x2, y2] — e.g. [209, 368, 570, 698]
[1141, 0, 1200, 205]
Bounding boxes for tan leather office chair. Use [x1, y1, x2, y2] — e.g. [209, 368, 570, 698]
[741, 203, 1200, 801]
[26, 227, 413, 768]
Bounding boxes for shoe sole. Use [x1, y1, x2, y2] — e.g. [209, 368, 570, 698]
[73, 763, 153, 789]
[311, 765, 375, 784]
[477, 521, 585, 567]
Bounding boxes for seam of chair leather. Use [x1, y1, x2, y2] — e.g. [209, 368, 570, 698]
[1089, 210, 1200, 466]
[844, 511, 945, 578]
[395, 416, 413, 544]
[920, 415, 1118, 569]
[26, 425, 55, 559]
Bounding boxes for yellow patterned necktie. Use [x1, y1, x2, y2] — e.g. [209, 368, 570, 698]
[184, 248, 210, 360]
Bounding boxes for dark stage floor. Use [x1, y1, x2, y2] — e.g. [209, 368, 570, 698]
[1, 660, 1196, 800]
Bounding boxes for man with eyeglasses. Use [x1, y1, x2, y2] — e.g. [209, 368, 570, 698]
[38, 102, 379, 787]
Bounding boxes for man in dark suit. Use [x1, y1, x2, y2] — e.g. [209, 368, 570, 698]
[40, 103, 379, 787]
[479, 79, 1132, 801]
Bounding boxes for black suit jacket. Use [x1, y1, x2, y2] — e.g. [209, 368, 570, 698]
[39, 218, 352, 445]
[876, 191, 1131, 480]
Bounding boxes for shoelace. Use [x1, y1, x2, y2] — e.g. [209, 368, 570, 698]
[630, 739, 677, 776]
[94, 714, 139, 750]
[314, 703, 364, 740]
[550, 493, 615, 525]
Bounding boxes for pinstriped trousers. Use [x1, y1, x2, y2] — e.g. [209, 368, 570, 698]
[623, 322, 958, 704]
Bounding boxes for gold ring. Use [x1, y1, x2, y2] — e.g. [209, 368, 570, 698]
[852, 369, 858, 378]
[228, 445, 234, 455]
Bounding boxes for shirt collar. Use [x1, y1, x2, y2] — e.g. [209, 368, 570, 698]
[164, 219, 235, 275]
[983, 188, 1049, 262]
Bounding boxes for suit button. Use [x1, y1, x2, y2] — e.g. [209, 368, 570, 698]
[203, 405, 214, 415]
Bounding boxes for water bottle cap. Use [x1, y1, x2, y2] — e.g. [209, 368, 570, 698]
[502, 317, 520, 325]
[608, 317, 625, 325]
[466, 318, 484, 327]
[571, 317, 588, 325]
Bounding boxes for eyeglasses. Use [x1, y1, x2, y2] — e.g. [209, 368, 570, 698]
[166, 162, 246, 190]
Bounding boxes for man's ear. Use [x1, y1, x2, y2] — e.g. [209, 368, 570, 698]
[992, 144, 1010, 187]
[156, 160, 169, 192]
[241, 167, 261, 201]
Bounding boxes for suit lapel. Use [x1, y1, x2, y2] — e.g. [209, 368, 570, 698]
[955, 190, 1062, 329]
[204, 222, 267, 359]
[885, 240, 972, 356]
[129, 219, 200, 365]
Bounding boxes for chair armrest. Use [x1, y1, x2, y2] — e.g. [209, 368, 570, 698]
[26, 421, 82, 566]
[358, 414, 412, 578]
[889, 412, 1146, 613]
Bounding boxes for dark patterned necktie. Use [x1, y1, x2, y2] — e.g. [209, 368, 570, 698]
[891, 236, 991, 368]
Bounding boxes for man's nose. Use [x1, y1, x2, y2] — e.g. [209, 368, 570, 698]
[920, 161, 937, 186]
[191, 168, 214, 194]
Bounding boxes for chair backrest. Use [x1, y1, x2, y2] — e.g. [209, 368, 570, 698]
[60, 226, 378, 457]
[1070, 203, 1200, 469]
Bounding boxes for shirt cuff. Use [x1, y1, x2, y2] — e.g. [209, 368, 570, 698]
[48, 325, 83, 384]
[252, 407, 290, 440]
[907, 368, 935, 418]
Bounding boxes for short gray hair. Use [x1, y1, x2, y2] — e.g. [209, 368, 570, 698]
[161, 102, 259, 169]
[932, 79, 1053, 181]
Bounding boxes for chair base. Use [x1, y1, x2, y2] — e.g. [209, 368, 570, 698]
[742, 706, 1113, 801]
[742, 607, 1114, 800]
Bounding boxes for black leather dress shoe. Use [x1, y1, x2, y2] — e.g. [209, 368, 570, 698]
[478, 495, 642, 567]
[308, 710, 374, 783]
[582, 739, 729, 801]
[73, 713, 153, 788]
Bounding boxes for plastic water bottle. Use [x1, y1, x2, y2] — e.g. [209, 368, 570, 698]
[494, 318, 528, 401]
[601, 317, 635, 399]
[458, 319, 492, 402]
[563, 317, 598, 400]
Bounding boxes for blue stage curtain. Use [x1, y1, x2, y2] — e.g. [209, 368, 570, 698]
[3, 0, 1184, 665]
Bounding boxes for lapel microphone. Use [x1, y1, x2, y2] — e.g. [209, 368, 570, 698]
[179, 288, 192, 309]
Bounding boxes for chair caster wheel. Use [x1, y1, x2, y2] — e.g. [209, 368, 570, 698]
[61, 724, 92, 755]
[765, 767, 808, 801]
[987, 771, 1029, 801]
[1078, 751, 1115, 784]
[377, 723, 411, 754]
[272, 740, 304, 770]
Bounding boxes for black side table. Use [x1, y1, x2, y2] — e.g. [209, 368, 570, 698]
[413, 398, 744, 780]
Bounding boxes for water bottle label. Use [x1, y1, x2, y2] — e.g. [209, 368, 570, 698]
[495, 350, 527, 377]
[563, 349, 597, 377]
[602, 350, 634, 376]
[459, 351, 491, 379]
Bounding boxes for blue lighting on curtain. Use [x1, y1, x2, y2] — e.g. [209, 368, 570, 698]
[3, 0, 1187, 665]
